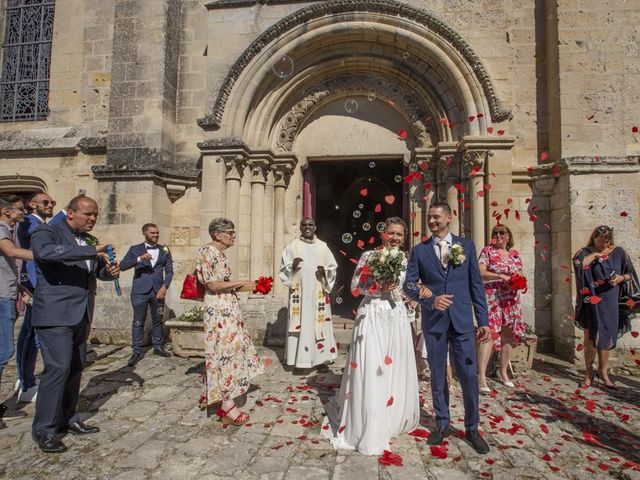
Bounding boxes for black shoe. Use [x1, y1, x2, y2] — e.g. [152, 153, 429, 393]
[32, 431, 67, 453]
[0, 403, 6, 417]
[427, 426, 451, 445]
[0, 419, 6, 430]
[127, 352, 143, 367]
[153, 347, 171, 358]
[465, 430, 490, 454]
[67, 420, 100, 435]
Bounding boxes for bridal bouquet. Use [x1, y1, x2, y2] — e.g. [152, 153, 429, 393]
[366, 247, 406, 285]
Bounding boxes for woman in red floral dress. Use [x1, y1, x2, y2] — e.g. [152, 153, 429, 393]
[476, 224, 525, 392]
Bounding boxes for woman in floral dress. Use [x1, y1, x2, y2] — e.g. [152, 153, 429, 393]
[476, 224, 525, 392]
[195, 218, 263, 426]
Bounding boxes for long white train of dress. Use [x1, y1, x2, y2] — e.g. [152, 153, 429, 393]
[321, 251, 420, 455]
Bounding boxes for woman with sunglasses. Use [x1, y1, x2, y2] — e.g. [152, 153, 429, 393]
[573, 225, 636, 389]
[476, 224, 525, 391]
[195, 218, 263, 425]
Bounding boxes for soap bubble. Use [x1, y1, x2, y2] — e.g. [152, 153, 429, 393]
[367, 92, 376, 102]
[376, 222, 386, 232]
[19, 273, 29, 283]
[344, 99, 358, 114]
[352, 210, 361, 218]
[402, 51, 410, 59]
[157, 306, 165, 316]
[358, 203, 364, 209]
[272, 55, 294, 78]
[583, 296, 591, 304]
[405, 281, 419, 291]
[368, 161, 376, 168]
[342, 233, 353, 243]
[394, 175, 402, 183]
[336, 297, 343, 304]
[55, 245, 64, 254]
[362, 223, 371, 231]
[334, 205, 340, 210]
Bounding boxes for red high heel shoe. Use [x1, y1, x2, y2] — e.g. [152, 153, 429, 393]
[216, 405, 250, 426]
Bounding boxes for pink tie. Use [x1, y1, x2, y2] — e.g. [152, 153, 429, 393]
[438, 240, 449, 269]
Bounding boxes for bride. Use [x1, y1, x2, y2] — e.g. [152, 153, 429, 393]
[322, 217, 423, 455]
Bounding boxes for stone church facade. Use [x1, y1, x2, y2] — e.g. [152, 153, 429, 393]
[0, 0, 638, 363]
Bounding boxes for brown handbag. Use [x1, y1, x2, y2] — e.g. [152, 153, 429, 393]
[180, 273, 205, 301]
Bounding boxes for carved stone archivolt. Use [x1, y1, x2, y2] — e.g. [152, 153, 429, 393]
[275, 73, 434, 152]
[198, 0, 512, 130]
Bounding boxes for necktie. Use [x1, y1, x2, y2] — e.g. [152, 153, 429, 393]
[438, 240, 449, 269]
[146, 245, 159, 250]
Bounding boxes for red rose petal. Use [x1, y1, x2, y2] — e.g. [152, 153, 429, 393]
[631, 331, 639, 338]
[384, 195, 395, 205]
[374, 203, 382, 213]
[398, 129, 408, 140]
[632, 126, 639, 134]
[350, 361, 358, 369]
[487, 127, 494, 134]
[589, 296, 602, 305]
[430, 445, 448, 459]
[384, 355, 393, 365]
[620, 211, 629, 217]
[497, 129, 505, 135]
[576, 343, 584, 352]
[360, 188, 368, 196]
[387, 396, 394, 407]
[541, 151, 548, 161]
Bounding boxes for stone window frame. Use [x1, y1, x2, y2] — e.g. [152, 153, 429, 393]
[0, 174, 47, 194]
[0, 0, 55, 123]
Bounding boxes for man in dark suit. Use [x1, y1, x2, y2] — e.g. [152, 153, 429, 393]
[120, 223, 173, 367]
[15, 192, 56, 403]
[404, 202, 491, 454]
[30, 195, 119, 453]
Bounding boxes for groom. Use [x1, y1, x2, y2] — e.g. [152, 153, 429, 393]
[404, 202, 491, 454]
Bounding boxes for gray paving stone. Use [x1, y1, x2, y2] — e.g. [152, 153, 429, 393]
[284, 465, 330, 480]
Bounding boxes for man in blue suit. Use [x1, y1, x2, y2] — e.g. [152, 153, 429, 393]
[404, 202, 491, 454]
[120, 223, 174, 367]
[15, 192, 56, 403]
[31, 195, 119, 452]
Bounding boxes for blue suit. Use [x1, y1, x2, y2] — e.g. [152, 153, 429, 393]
[49, 210, 67, 225]
[404, 234, 489, 432]
[15, 214, 44, 390]
[31, 220, 114, 434]
[120, 243, 174, 352]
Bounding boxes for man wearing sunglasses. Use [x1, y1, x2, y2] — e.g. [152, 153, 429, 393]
[15, 192, 56, 403]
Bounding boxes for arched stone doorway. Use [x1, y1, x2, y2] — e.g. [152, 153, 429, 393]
[198, 0, 515, 301]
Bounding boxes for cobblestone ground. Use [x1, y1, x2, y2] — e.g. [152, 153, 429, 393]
[1, 343, 640, 480]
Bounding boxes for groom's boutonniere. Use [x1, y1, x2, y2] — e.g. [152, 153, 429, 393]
[163, 246, 170, 254]
[448, 243, 467, 266]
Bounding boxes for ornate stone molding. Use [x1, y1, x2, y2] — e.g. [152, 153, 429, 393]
[462, 150, 491, 172]
[525, 156, 640, 181]
[0, 174, 48, 193]
[91, 164, 200, 202]
[275, 73, 433, 152]
[198, 0, 512, 130]
[206, 0, 310, 9]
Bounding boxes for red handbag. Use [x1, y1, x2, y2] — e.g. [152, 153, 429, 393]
[180, 273, 205, 301]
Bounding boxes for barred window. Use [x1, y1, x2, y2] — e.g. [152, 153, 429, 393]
[0, 0, 55, 122]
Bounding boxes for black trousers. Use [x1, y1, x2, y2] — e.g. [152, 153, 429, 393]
[32, 317, 88, 435]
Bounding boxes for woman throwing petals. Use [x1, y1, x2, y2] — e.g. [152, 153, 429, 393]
[321, 217, 421, 455]
[195, 218, 264, 425]
[573, 225, 636, 389]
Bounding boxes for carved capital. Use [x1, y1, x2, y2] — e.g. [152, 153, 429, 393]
[165, 183, 186, 202]
[462, 150, 492, 173]
[249, 159, 271, 184]
[272, 159, 296, 188]
[219, 154, 247, 181]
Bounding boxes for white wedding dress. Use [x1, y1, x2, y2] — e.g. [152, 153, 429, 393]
[321, 251, 420, 455]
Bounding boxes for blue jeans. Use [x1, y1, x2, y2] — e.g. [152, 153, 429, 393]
[0, 298, 18, 391]
[16, 305, 40, 390]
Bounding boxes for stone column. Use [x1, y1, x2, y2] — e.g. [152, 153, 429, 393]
[272, 160, 295, 294]
[222, 154, 247, 273]
[249, 158, 271, 279]
[463, 150, 490, 247]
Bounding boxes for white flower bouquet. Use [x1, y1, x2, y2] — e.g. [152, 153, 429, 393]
[365, 246, 406, 284]
[448, 243, 466, 266]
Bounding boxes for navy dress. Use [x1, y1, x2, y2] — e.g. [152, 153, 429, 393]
[573, 246, 632, 350]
